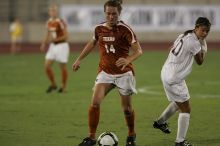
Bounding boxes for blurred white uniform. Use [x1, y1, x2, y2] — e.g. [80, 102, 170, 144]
[46, 42, 69, 63]
[161, 32, 206, 102]
[45, 18, 69, 63]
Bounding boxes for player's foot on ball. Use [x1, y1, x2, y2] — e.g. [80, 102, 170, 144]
[78, 137, 96, 146]
[126, 135, 136, 146]
[153, 120, 171, 134]
[46, 85, 57, 93]
[175, 140, 193, 146]
[57, 87, 64, 93]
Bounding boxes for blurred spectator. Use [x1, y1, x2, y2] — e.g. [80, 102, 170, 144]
[9, 18, 23, 54]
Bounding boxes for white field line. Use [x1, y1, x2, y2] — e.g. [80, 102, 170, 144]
[188, 80, 220, 86]
[137, 86, 164, 96]
[137, 85, 220, 98]
[193, 94, 220, 98]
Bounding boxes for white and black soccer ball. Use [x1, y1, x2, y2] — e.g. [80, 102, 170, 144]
[97, 131, 118, 146]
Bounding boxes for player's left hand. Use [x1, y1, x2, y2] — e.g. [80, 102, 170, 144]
[116, 58, 129, 70]
[199, 39, 207, 53]
[72, 60, 81, 72]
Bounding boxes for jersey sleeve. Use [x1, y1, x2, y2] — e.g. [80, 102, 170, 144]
[188, 38, 201, 55]
[124, 26, 137, 45]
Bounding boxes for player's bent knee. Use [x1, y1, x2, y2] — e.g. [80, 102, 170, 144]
[91, 102, 101, 108]
[124, 110, 133, 116]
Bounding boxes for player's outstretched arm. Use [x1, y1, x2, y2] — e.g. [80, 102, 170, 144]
[72, 38, 97, 72]
[116, 41, 142, 70]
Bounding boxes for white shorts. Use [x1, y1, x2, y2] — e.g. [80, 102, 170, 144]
[162, 79, 190, 103]
[95, 71, 137, 96]
[45, 42, 69, 63]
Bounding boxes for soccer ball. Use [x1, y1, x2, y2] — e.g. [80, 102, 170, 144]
[97, 131, 118, 146]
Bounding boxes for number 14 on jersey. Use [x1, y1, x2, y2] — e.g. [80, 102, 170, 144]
[105, 44, 116, 53]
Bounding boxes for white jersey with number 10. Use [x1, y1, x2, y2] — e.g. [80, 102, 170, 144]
[161, 32, 202, 84]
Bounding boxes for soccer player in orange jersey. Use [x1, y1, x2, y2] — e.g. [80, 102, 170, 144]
[72, 1, 142, 146]
[40, 5, 69, 93]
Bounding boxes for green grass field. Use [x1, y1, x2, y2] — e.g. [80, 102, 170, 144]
[0, 51, 220, 146]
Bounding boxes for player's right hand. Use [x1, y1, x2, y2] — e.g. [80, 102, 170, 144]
[72, 60, 80, 72]
[40, 44, 45, 52]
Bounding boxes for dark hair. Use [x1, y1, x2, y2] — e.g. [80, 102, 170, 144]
[104, 0, 122, 14]
[183, 17, 211, 37]
[183, 29, 194, 36]
[195, 17, 211, 27]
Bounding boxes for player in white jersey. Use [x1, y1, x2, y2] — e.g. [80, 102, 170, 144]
[153, 17, 211, 146]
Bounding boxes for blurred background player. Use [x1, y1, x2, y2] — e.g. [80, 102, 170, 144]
[72, 0, 142, 146]
[9, 17, 23, 54]
[153, 17, 211, 146]
[40, 5, 70, 93]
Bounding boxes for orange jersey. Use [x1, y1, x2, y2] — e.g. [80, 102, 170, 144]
[94, 21, 137, 75]
[46, 18, 66, 40]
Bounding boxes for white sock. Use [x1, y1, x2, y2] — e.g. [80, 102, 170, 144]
[176, 113, 190, 143]
[158, 102, 179, 124]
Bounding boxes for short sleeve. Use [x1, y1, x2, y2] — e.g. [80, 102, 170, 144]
[188, 39, 201, 55]
[124, 27, 137, 45]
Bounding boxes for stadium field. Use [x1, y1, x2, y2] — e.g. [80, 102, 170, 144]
[0, 51, 220, 146]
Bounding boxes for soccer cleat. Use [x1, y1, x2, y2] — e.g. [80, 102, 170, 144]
[78, 137, 96, 146]
[57, 88, 64, 93]
[153, 121, 171, 134]
[126, 135, 136, 146]
[175, 140, 193, 146]
[46, 85, 57, 93]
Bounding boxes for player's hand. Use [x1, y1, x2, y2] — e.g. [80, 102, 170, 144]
[199, 39, 207, 53]
[72, 60, 81, 72]
[40, 44, 45, 52]
[116, 58, 129, 70]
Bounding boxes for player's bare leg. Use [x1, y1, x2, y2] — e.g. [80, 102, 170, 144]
[120, 94, 136, 146]
[10, 41, 16, 54]
[175, 100, 192, 146]
[45, 59, 57, 93]
[89, 83, 114, 138]
[58, 63, 68, 93]
[17, 42, 21, 53]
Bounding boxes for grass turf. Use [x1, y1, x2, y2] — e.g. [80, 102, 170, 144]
[0, 51, 220, 146]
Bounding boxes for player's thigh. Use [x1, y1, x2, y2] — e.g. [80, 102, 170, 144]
[91, 83, 114, 106]
[59, 62, 67, 70]
[45, 59, 54, 68]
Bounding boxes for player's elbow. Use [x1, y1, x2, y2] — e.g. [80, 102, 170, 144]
[194, 53, 204, 65]
[197, 62, 203, 65]
[138, 49, 143, 56]
[196, 59, 204, 65]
